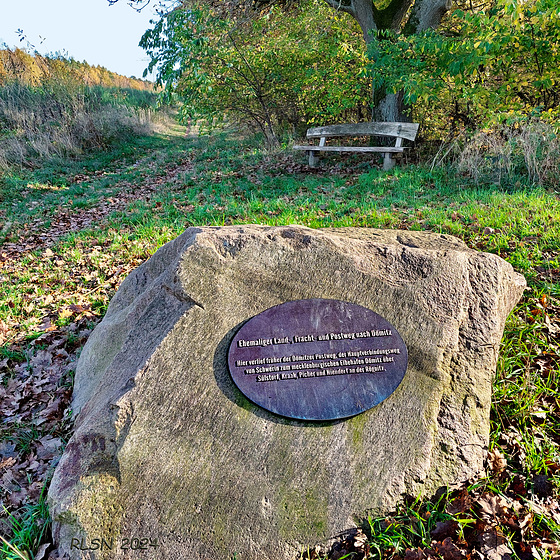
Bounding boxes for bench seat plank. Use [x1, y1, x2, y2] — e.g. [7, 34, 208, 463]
[293, 121, 418, 170]
[293, 145, 406, 153]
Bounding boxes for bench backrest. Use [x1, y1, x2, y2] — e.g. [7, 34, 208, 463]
[306, 122, 419, 142]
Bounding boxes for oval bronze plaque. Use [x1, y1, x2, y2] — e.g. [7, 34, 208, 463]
[227, 299, 408, 421]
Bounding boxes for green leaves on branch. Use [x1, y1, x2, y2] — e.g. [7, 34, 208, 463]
[140, 0, 371, 143]
[369, 0, 560, 131]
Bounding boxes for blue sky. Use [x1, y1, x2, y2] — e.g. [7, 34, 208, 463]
[0, 0, 159, 78]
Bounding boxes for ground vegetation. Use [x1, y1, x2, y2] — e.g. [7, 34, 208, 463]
[0, 49, 164, 170]
[0, 124, 559, 559]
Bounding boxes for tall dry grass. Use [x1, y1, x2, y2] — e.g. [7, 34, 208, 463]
[452, 120, 560, 186]
[0, 49, 164, 170]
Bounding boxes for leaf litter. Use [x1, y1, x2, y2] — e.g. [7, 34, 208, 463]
[0, 152, 198, 557]
[1, 157, 194, 263]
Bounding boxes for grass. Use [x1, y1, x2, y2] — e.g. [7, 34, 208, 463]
[1, 488, 50, 560]
[0, 124, 559, 559]
[491, 285, 560, 479]
[365, 496, 476, 554]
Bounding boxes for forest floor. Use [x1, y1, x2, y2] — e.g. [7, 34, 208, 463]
[1, 123, 560, 559]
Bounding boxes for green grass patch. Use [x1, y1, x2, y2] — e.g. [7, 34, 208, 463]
[1, 489, 50, 560]
[1, 127, 559, 559]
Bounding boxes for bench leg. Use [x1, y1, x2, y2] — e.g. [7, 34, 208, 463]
[383, 153, 395, 171]
[308, 151, 320, 167]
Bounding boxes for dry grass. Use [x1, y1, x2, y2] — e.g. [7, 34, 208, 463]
[0, 48, 162, 171]
[453, 120, 560, 186]
[0, 81, 163, 170]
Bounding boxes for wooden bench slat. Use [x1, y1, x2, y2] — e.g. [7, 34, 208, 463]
[293, 146, 406, 153]
[293, 120, 419, 170]
[306, 122, 419, 141]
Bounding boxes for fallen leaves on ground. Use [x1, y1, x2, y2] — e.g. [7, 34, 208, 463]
[0, 234, 152, 346]
[342, 468, 560, 560]
[0, 157, 193, 263]
[0, 155, 197, 347]
[0, 319, 92, 514]
[1, 138, 560, 560]
[0, 150, 195, 558]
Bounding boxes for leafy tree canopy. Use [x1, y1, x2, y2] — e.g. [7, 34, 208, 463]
[369, 0, 560, 133]
[117, 0, 456, 123]
[140, 0, 371, 142]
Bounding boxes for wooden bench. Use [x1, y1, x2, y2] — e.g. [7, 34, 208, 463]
[293, 122, 419, 170]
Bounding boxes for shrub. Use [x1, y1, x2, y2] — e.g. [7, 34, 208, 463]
[141, 0, 371, 144]
[369, 0, 560, 136]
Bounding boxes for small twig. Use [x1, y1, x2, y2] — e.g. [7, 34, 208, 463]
[82, 283, 110, 297]
[430, 140, 456, 172]
[0, 535, 30, 560]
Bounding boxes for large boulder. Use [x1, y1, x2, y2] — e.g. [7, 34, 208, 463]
[48, 225, 525, 559]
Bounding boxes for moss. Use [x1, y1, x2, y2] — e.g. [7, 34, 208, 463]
[73, 474, 124, 560]
[348, 409, 370, 451]
[277, 487, 328, 541]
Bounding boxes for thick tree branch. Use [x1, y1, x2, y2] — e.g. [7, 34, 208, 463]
[331, 0, 377, 43]
[374, 0, 414, 30]
[322, 0, 356, 18]
[406, 0, 453, 33]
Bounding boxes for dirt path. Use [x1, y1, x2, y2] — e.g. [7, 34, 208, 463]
[0, 156, 193, 263]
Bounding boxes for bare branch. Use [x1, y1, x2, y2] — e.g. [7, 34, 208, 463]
[107, 0, 175, 14]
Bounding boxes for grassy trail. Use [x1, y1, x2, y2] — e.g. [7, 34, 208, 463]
[2, 123, 190, 255]
[1, 125, 560, 559]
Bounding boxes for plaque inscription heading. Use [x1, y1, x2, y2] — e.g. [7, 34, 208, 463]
[227, 299, 408, 421]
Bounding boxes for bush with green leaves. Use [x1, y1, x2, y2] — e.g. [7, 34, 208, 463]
[140, 0, 371, 144]
[369, 0, 560, 135]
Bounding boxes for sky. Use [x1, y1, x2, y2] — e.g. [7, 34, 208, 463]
[0, 0, 159, 79]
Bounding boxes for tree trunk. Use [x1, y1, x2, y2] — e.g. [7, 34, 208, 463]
[405, 0, 453, 33]
[372, 90, 410, 122]
[322, 0, 452, 123]
[364, 18, 411, 123]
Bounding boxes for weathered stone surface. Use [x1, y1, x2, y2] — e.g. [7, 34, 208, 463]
[48, 225, 526, 560]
